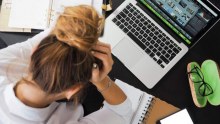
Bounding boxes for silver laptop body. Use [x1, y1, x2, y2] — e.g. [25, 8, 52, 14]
[99, 0, 219, 88]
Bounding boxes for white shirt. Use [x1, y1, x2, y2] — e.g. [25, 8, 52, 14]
[0, 29, 132, 124]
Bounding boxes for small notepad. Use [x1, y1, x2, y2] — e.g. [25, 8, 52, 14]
[115, 79, 180, 124]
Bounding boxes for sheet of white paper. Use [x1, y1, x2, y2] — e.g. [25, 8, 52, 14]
[9, 0, 50, 29]
[115, 79, 153, 124]
[52, 0, 92, 13]
[115, 79, 145, 117]
[92, 0, 103, 15]
[53, 0, 102, 14]
[0, 0, 31, 32]
[160, 109, 194, 124]
[8, 0, 103, 29]
[50, 0, 103, 27]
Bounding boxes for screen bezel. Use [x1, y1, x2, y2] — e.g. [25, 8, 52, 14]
[137, 0, 220, 48]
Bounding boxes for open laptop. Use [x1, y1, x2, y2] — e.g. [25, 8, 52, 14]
[99, 0, 220, 89]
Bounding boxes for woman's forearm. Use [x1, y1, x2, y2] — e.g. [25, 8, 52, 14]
[94, 76, 127, 105]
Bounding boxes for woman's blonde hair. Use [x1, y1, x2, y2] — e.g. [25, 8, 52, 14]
[53, 5, 104, 51]
[18, 5, 104, 104]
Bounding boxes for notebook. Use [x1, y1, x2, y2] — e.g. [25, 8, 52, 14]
[8, 0, 103, 30]
[115, 79, 180, 124]
[0, 0, 31, 32]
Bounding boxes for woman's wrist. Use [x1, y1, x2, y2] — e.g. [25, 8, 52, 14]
[94, 76, 112, 92]
[95, 77, 127, 105]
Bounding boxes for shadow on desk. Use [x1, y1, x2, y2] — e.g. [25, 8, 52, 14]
[0, 37, 7, 49]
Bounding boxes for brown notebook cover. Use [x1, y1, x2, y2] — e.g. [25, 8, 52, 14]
[143, 97, 180, 124]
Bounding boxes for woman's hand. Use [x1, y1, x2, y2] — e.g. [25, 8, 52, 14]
[90, 42, 114, 86]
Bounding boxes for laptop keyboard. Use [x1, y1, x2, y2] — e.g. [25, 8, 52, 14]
[112, 3, 182, 68]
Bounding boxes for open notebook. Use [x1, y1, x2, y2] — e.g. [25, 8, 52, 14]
[0, 0, 31, 32]
[115, 79, 180, 124]
[8, 0, 103, 30]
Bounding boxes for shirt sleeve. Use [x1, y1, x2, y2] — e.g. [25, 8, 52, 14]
[0, 29, 51, 61]
[0, 29, 51, 82]
[78, 80, 133, 124]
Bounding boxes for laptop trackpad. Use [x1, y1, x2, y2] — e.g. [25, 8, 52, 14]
[112, 37, 144, 68]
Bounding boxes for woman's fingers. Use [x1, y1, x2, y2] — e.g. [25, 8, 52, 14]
[90, 52, 113, 84]
[90, 63, 100, 83]
[92, 42, 111, 56]
[92, 51, 113, 70]
[90, 41, 114, 84]
[96, 41, 111, 50]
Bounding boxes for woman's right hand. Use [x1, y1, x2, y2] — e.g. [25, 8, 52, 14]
[90, 41, 114, 87]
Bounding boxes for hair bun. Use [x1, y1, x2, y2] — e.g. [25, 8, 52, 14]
[52, 5, 104, 51]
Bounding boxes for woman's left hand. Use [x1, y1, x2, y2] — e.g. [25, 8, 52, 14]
[90, 41, 114, 86]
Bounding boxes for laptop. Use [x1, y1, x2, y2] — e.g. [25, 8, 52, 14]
[99, 0, 220, 89]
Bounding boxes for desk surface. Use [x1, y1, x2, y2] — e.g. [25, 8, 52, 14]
[1, 0, 220, 124]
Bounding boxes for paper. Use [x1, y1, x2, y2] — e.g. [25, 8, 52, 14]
[52, 0, 92, 13]
[49, 0, 92, 26]
[8, 0, 103, 30]
[53, 0, 103, 15]
[0, 0, 31, 32]
[92, 0, 103, 15]
[115, 79, 153, 124]
[115, 79, 144, 113]
[50, 0, 103, 27]
[9, 0, 50, 29]
[160, 109, 194, 124]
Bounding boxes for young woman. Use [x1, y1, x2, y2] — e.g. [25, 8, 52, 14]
[0, 5, 132, 124]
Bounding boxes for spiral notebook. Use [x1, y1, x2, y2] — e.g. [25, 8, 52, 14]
[8, 0, 103, 30]
[115, 79, 180, 124]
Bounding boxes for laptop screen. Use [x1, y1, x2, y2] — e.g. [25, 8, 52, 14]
[139, 0, 220, 45]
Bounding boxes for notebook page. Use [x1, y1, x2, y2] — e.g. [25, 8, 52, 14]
[0, 0, 31, 32]
[92, 0, 103, 15]
[48, 0, 92, 27]
[49, 0, 103, 27]
[51, 0, 102, 13]
[51, 0, 92, 13]
[115, 79, 148, 123]
[9, 0, 50, 29]
[131, 93, 153, 124]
